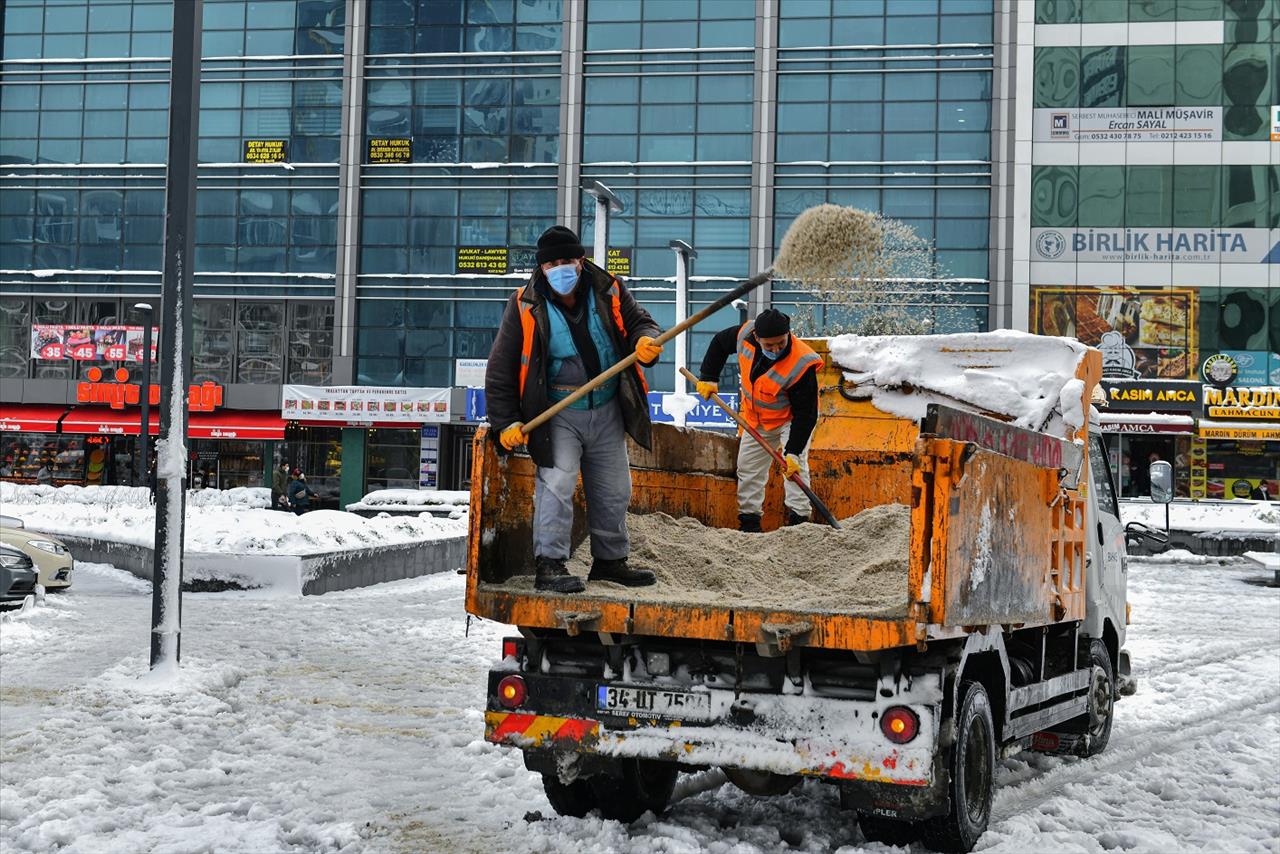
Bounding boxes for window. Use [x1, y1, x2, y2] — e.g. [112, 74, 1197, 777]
[1089, 435, 1119, 520]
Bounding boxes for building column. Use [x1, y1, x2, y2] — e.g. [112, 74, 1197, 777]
[557, 0, 587, 229]
[333, 0, 369, 384]
[339, 427, 366, 509]
[988, 0, 1020, 331]
[750, 0, 779, 315]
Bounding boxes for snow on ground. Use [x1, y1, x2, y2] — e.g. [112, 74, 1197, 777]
[1, 483, 466, 556]
[2, 483, 270, 509]
[1120, 498, 1280, 533]
[2, 557, 1278, 853]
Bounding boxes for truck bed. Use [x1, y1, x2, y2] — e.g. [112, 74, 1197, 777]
[467, 339, 1101, 653]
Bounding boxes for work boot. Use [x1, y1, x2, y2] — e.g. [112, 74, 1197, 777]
[786, 510, 810, 527]
[534, 556, 586, 594]
[588, 558, 656, 587]
[738, 513, 762, 533]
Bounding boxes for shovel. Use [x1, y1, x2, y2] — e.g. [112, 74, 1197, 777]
[678, 367, 841, 530]
[520, 270, 773, 435]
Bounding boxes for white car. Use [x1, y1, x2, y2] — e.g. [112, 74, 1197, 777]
[0, 515, 73, 591]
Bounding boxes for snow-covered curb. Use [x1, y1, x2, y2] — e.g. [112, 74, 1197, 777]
[2, 482, 269, 509]
[1120, 498, 1280, 533]
[345, 488, 469, 515]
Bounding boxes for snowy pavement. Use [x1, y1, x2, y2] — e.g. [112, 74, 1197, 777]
[2, 557, 1278, 853]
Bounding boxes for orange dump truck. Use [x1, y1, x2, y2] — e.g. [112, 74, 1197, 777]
[467, 333, 1143, 852]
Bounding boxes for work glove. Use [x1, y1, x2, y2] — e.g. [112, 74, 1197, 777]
[499, 422, 527, 451]
[783, 453, 802, 479]
[696, 380, 718, 400]
[634, 335, 663, 363]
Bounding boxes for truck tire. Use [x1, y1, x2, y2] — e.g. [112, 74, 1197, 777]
[1063, 640, 1115, 758]
[920, 680, 995, 853]
[541, 773, 598, 818]
[859, 814, 920, 846]
[589, 758, 678, 823]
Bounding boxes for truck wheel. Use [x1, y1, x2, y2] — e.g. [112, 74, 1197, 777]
[859, 813, 920, 846]
[589, 758, 678, 823]
[920, 680, 994, 853]
[541, 773, 598, 818]
[1064, 640, 1115, 758]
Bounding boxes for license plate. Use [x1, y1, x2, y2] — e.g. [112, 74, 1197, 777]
[596, 685, 712, 721]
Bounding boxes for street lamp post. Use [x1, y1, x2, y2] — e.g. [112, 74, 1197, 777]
[581, 180, 624, 270]
[150, 0, 202, 670]
[668, 240, 698, 402]
[133, 303, 153, 491]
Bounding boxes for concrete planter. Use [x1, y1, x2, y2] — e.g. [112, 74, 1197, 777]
[51, 533, 466, 595]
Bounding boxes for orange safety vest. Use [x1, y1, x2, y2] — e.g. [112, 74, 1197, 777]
[736, 322, 823, 431]
[515, 279, 648, 398]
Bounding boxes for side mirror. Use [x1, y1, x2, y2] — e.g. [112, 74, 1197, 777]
[1149, 460, 1173, 504]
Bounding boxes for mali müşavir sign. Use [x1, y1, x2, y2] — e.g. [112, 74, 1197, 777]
[76, 367, 224, 412]
[1202, 386, 1280, 420]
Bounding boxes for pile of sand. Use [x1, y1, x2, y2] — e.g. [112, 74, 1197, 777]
[553, 504, 911, 616]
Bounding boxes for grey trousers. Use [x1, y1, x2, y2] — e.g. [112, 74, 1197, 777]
[736, 422, 812, 517]
[532, 400, 632, 561]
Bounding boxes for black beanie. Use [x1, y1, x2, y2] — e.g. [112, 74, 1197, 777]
[754, 308, 790, 338]
[535, 226, 586, 265]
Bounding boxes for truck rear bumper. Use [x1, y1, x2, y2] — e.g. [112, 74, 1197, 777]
[484, 670, 940, 789]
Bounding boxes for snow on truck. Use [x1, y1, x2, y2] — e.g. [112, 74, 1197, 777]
[465, 330, 1145, 852]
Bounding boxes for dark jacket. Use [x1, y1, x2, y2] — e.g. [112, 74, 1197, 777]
[272, 467, 287, 496]
[288, 478, 316, 509]
[485, 259, 661, 469]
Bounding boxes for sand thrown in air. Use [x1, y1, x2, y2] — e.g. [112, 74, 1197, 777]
[773, 203, 882, 285]
[556, 503, 911, 616]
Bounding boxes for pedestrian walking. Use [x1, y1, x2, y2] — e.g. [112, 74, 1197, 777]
[287, 468, 317, 515]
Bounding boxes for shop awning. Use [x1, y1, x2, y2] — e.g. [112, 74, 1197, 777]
[1098, 413, 1196, 434]
[1197, 420, 1280, 441]
[190, 411, 285, 440]
[0, 405, 69, 433]
[61, 408, 157, 436]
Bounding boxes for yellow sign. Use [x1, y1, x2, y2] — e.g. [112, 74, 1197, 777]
[456, 247, 508, 275]
[1199, 426, 1280, 440]
[243, 139, 287, 163]
[587, 248, 632, 277]
[368, 138, 412, 163]
[1202, 386, 1280, 420]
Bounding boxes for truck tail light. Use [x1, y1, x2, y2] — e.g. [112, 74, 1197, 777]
[502, 639, 519, 660]
[880, 706, 919, 744]
[497, 675, 527, 709]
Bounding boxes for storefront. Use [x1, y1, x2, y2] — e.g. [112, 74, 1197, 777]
[1097, 380, 1200, 498]
[1193, 385, 1280, 500]
[0, 404, 285, 489]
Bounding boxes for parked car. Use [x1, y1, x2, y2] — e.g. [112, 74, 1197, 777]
[0, 517, 73, 591]
[0, 544, 39, 610]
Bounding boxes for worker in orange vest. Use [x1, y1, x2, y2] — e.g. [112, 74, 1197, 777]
[696, 309, 823, 532]
[485, 226, 664, 593]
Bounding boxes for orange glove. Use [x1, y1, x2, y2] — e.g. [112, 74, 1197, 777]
[695, 380, 718, 400]
[635, 335, 663, 363]
[499, 422, 527, 451]
[783, 453, 802, 479]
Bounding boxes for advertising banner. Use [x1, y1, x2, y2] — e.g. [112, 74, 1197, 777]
[368, 138, 412, 163]
[30, 325, 158, 362]
[454, 358, 487, 389]
[1100, 380, 1200, 411]
[419, 425, 439, 489]
[244, 139, 287, 163]
[281, 385, 450, 423]
[1031, 285, 1199, 380]
[1201, 386, 1280, 420]
[1033, 107, 1221, 143]
[1031, 227, 1277, 265]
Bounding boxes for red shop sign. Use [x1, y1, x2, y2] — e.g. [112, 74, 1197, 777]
[75, 367, 224, 412]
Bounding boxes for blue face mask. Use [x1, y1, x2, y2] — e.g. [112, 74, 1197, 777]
[760, 346, 782, 361]
[545, 263, 579, 295]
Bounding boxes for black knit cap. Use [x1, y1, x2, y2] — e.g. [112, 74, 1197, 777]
[754, 308, 791, 338]
[535, 225, 586, 265]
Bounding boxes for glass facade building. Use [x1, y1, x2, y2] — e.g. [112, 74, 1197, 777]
[1015, 0, 1279, 501]
[2, 0, 1004, 495]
